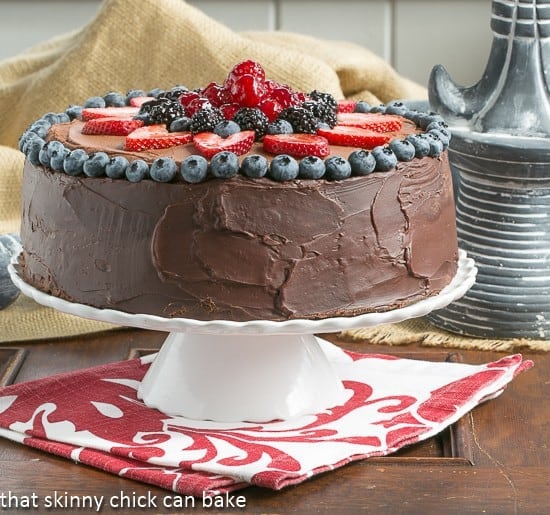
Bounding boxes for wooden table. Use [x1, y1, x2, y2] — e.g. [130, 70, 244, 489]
[1, 329, 548, 514]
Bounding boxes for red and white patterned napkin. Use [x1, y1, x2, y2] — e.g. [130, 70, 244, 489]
[0, 340, 532, 496]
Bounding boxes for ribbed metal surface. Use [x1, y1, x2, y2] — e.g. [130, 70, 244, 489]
[427, 145, 550, 339]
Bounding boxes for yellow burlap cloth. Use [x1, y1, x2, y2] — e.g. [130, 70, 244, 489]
[1, 0, 545, 350]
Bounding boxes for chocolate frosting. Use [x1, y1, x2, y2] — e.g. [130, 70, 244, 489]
[20, 150, 458, 321]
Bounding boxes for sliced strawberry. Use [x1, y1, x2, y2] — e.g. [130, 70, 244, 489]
[317, 126, 390, 148]
[81, 117, 144, 136]
[337, 112, 403, 133]
[263, 134, 329, 158]
[125, 125, 192, 151]
[81, 106, 140, 121]
[192, 130, 255, 159]
[129, 96, 155, 107]
[337, 100, 357, 113]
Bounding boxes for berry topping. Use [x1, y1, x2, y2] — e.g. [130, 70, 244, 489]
[63, 148, 89, 176]
[389, 139, 416, 161]
[232, 107, 269, 139]
[298, 155, 326, 179]
[214, 120, 241, 138]
[405, 134, 431, 158]
[241, 154, 269, 178]
[269, 154, 299, 181]
[325, 155, 352, 180]
[190, 107, 225, 134]
[192, 130, 255, 159]
[126, 159, 149, 182]
[201, 82, 230, 107]
[263, 133, 329, 158]
[336, 100, 357, 113]
[81, 117, 144, 136]
[317, 125, 390, 148]
[169, 116, 192, 133]
[105, 156, 130, 179]
[103, 92, 127, 107]
[372, 146, 398, 171]
[210, 151, 240, 179]
[181, 155, 208, 183]
[83, 152, 109, 177]
[277, 106, 318, 134]
[139, 98, 186, 126]
[266, 119, 294, 135]
[150, 157, 178, 183]
[81, 106, 139, 121]
[348, 149, 376, 176]
[336, 112, 403, 132]
[124, 125, 192, 151]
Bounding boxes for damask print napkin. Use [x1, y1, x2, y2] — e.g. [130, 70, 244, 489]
[0, 340, 532, 496]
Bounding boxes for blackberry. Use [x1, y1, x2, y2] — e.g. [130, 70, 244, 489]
[308, 90, 337, 110]
[277, 106, 318, 134]
[159, 86, 188, 102]
[302, 100, 337, 128]
[232, 108, 269, 140]
[140, 99, 185, 127]
[190, 107, 225, 134]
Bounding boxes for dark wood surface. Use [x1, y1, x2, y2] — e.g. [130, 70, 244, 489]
[1, 328, 548, 514]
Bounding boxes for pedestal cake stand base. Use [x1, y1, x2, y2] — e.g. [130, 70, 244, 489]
[9, 250, 476, 422]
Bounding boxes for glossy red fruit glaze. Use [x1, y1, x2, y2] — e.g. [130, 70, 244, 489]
[229, 74, 266, 108]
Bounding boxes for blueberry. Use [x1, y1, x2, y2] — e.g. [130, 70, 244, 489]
[266, 119, 293, 135]
[269, 154, 299, 181]
[103, 92, 126, 107]
[105, 156, 129, 179]
[214, 120, 241, 138]
[389, 139, 416, 161]
[57, 112, 71, 124]
[29, 119, 51, 139]
[38, 143, 52, 167]
[133, 113, 151, 125]
[38, 140, 65, 168]
[181, 155, 208, 183]
[169, 116, 192, 132]
[369, 104, 386, 114]
[148, 87, 165, 98]
[241, 154, 268, 178]
[83, 152, 109, 177]
[126, 159, 149, 182]
[125, 89, 146, 104]
[19, 130, 39, 153]
[324, 155, 352, 180]
[63, 149, 89, 176]
[348, 149, 376, 175]
[428, 129, 450, 150]
[385, 101, 408, 116]
[372, 146, 398, 171]
[405, 134, 431, 158]
[354, 101, 371, 113]
[65, 105, 83, 120]
[50, 145, 70, 171]
[42, 112, 62, 125]
[27, 137, 46, 166]
[83, 96, 106, 108]
[298, 155, 325, 179]
[150, 157, 177, 182]
[416, 112, 445, 130]
[210, 151, 239, 179]
[426, 133, 444, 156]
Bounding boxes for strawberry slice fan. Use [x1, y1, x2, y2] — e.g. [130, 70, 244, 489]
[0, 340, 532, 496]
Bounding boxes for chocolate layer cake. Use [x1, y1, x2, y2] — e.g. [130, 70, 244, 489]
[17, 61, 458, 322]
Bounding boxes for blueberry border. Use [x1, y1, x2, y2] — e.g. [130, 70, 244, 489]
[18, 91, 451, 184]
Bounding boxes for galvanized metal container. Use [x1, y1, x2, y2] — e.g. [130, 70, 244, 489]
[426, 0, 550, 339]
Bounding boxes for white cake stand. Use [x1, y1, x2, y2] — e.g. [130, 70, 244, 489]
[8, 250, 476, 423]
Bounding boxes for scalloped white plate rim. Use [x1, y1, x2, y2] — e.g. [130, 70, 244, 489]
[8, 250, 476, 336]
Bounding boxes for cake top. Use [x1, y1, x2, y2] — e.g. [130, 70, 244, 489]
[19, 60, 450, 183]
